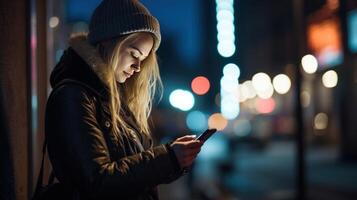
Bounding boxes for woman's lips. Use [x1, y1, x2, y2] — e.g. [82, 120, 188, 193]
[123, 71, 132, 78]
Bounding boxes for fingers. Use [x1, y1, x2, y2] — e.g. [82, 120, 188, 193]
[171, 137, 203, 168]
[176, 135, 197, 142]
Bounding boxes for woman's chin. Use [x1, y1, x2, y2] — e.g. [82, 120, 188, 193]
[115, 75, 127, 83]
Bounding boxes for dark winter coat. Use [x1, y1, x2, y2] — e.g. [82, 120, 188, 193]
[45, 36, 183, 200]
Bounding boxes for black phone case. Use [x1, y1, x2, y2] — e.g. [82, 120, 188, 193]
[196, 128, 217, 142]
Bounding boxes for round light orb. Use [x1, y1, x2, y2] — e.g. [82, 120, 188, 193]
[272, 74, 291, 94]
[301, 54, 318, 74]
[322, 70, 338, 88]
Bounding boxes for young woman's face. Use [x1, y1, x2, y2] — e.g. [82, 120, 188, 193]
[115, 33, 154, 83]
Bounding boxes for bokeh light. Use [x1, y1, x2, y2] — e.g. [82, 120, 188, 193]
[233, 119, 252, 137]
[169, 89, 195, 111]
[221, 96, 240, 119]
[255, 98, 276, 114]
[217, 21, 235, 33]
[216, 1, 234, 14]
[49, 16, 59, 28]
[242, 80, 256, 99]
[55, 49, 64, 62]
[191, 76, 210, 95]
[272, 74, 291, 94]
[217, 42, 236, 57]
[216, 10, 234, 23]
[238, 84, 247, 102]
[322, 70, 338, 88]
[216, 0, 235, 58]
[217, 31, 235, 43]
[256, 84, 274, 99]
[314, 112, 328, 130]
[220, 76, 238, 94]
[197, 133, 228, 161]
[186, 111, 207, 132]
[223, 63, 240, 80]
[208, 113, 228, 131]
[301, 54, 318, 74]
[252, 72, 272, 92]
[301, 91, 311, 108]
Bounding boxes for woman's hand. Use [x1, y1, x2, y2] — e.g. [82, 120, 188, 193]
[170, 135, 203, 169]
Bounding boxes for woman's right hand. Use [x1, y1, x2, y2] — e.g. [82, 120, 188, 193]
[170, 135, 203, 169]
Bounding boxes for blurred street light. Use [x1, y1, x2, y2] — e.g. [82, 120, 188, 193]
[169, 89, 195, 111]
[223, 63, 240, 80]
[314, 112, 328, 130]
[186, 110, 207, 132]
[191, 76, 210, 95]
[301, 91, 311, 108]
[301, 54, 318, 74]
[216, 0, 235, 57]
[49, 16, 59, 28]
[252, 72, 274, 99]
[322, 70, 338, 88]
[208, 113, 228, 131]
[255, 97, 276, 114]
[273, 74, 292, 94]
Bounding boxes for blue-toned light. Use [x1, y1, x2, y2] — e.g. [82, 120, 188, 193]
[223, 63, 240, 80]
[55, 49, 64, 62]
[216, 1, 234, 13]
[217, 20, 235, 33]
[217, 31, 235, 43]
[186, 111, 207, 132]
[215, 0, 234, 4]
[169, 89, 195, 111]
[221, 96, 240, 119]
[197, 133, 228, 160]
[217, 42, 236, 57]
[216, 0, 235, 58]
[233, 119, 252, 137]
[348, 9, 357, 53]
[216, 10, 234, 22]
[220, 76, 238, 93]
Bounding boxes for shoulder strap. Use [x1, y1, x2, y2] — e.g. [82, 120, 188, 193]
[34, 79, 118, 193]
[33, 138, 54, 195]
[33, 80, 84, 195]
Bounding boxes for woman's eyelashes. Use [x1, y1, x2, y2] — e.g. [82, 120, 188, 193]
[131, 51, 140, 60]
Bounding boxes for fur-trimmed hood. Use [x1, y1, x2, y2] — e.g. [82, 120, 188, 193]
[68, 33, 106, 81]
[49, 33, 110, 99]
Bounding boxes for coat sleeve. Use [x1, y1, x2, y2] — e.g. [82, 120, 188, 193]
[45, 84, 182, 199]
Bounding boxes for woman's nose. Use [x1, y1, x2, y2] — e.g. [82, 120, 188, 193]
[132, 61, 141, 72]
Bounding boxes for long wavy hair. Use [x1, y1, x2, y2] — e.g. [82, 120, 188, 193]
[97, 33, 163, 137]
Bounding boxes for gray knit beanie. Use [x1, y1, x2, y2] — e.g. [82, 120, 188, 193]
[88, 0, 161, 51]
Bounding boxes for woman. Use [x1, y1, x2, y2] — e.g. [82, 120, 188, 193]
[45, 0, 203, 199]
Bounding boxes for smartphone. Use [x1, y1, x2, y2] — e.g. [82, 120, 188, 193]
[196, 128, 217, 142]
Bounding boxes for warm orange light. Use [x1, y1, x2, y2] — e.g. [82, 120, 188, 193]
[208, 113, 228, 131]
[191, 76, 210, 95]
[307, 16, 342, 65]
[255, 98, 276, 114]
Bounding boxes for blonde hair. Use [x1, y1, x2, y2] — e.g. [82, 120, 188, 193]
[97, 33, 162, 137]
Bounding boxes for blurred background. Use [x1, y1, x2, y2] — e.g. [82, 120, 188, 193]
[1, 0, 357, 200]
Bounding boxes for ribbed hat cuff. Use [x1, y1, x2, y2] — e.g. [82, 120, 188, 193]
[88, 14, 161, 51]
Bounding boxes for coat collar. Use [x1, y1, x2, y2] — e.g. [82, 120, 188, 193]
[69, 33, 108, 87]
